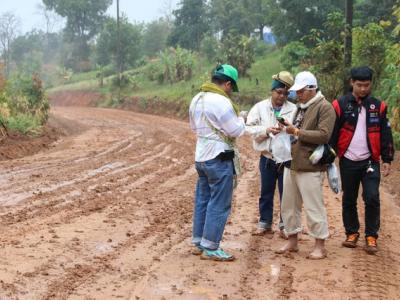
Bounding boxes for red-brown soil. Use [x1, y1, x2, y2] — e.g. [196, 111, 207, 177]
[0, 124, 59, 161]
[0, 91, 398, 299]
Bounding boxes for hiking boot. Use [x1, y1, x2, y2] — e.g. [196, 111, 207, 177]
[365, 236, 378, 254]
[200, 248, 235, 261]
[342, 233, 359, 248]
[191, 245, 204, 256]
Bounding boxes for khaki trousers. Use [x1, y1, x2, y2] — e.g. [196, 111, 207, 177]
[281, 168, 329, 240]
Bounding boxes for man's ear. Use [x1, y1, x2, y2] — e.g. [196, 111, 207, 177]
[350, 79, 354, 87]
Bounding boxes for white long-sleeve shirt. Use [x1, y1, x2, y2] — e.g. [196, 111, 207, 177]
[245, 98, 296, 158]
[189, 91, 245, 162]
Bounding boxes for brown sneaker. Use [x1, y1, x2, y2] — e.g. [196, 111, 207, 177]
[191, 245, 203, 256]
[365, 236, 378, 254]
[342, 233, 360, 248]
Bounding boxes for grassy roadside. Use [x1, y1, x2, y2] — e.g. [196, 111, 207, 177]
[47, 51, 283, 114]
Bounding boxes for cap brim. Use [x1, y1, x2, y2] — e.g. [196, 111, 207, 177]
[289, 83, 307, 91]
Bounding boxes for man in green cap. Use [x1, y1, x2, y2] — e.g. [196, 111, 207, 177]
[189, 64, 245, 261]
[245, 71, 296, 238]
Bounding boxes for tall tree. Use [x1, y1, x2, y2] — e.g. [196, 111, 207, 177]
[354, 0, 398, 26]
[36, 3, 63, 35]
[267, 0, 344, 44]
[210, 0, 254, 37]
[242, 0, 273, 40]
[168, 0, 210, 50]
[0, 12, 20, 77]
[96, 16, 143, 71]
[42, 0, 112, 70]
[143, 18, 172, 57]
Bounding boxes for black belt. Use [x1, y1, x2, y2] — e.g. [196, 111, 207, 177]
[216, 150, 235, 161]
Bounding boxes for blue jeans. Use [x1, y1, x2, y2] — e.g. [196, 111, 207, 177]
[192, 158, 234, 250]
[259, 156, 284, 229]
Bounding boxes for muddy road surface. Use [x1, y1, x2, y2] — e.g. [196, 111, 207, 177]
[0, 106, 399, 300]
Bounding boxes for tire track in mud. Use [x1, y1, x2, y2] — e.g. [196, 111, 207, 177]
[0, 106, 197, 299]
[0, 144, 188, 237]
[0, 133, 148, 198]
[40, 161, 196, 299]
[235, 152, 295, 300]
[0, 141, 170, 208]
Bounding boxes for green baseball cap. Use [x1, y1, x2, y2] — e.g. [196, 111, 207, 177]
[213, 64, 239, 92]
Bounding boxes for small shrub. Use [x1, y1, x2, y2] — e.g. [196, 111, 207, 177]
[6, 114, 41, 135]
[222, 34, 256, 77]
[200, 35, 221, 62]
[353, 23, 389, 85]
[280, 41, 311, 72]
[254, 41, 275, 57]
[145, 47, 196, 84]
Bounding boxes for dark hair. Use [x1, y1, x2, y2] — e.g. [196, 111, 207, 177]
[212, 74, 231, 85]
[351, 66, 373, 81]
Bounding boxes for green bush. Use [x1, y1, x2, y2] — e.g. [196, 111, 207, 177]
[353, 23, 389, 85]
[111, 74, 140, 91]
[309, 39, 344, 101]
[144, 60, 165, 84]
[200, 35, 221, 62]
[280, 41, 310, 72]
[6, 114, 41, 135]
[222, 34, 256, 77]
[254, 41, 275, 57]
[380, 43, 400, 115]
[144, 47, 196, 84]
[0, 73, 49, 135]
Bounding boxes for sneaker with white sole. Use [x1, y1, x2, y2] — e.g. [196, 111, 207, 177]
[200, 248, 235, 261]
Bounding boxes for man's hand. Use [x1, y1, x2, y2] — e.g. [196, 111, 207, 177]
[285, 124, 299, 136]
[382, 163, 391, 177]
[267, 127, 281, 135]
[239, 111, 248, 123]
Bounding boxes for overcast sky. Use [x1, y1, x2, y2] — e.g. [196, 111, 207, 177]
[0, 0, 180, 33]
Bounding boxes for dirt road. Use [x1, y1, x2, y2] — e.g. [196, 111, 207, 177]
[0, 106, 399, 299]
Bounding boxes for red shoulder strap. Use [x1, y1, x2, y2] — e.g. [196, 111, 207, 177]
[379, 101, 386, 116]
[332, 99, 341, 117]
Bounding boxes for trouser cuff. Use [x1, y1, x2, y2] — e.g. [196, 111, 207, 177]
[192, 237, 201, 245]
[200, 238, 219, 250]
[259, 221, 272, 229]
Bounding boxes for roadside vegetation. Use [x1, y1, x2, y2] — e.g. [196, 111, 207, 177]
[0, 66, 49, 136]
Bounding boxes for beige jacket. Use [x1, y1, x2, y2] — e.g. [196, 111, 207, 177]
[290, 92, 336, 172]
[245, 97, 296, 159]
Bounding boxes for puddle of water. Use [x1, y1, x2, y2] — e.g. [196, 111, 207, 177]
[221, 240, 246, 251]
[94, 242, 116, 254]
[87, 162, 124, 176]
[270, 263, 281, 283]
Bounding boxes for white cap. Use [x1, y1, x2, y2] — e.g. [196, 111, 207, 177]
[289, 71, 318, 91]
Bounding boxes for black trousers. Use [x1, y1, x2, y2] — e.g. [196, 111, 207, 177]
[339, 157, 381, 238]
